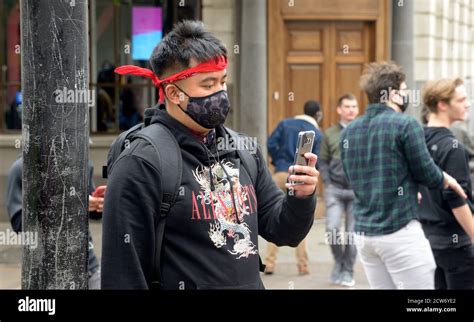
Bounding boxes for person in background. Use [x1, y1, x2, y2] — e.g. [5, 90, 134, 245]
[320, 93, 359, 287]
[97, 62, 116, 132]
[419, 78, 473, 289]
[6, 150, 105, 289]
[265, 100, 323, 275]
[425, 105, 474, 193]
[119, 76, 142, 130]
[340, 62, 467, 289]
[451, 120, 474, 190]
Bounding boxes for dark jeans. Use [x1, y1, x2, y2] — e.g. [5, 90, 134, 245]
[433, 245, 473, 290]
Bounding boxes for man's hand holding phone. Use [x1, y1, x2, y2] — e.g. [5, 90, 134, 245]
[284, 130, 319, 198]
[285, 152, 319, 198]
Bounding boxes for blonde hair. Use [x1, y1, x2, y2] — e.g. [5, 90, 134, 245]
[422, 78, 464, 113]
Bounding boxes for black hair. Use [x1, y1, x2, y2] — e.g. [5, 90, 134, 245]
[304, 100, 321, 117]
[149, 20, 228, 78]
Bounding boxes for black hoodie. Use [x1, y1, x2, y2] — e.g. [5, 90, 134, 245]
[419, 127, 473, 250]
[101, 106, 316, 289]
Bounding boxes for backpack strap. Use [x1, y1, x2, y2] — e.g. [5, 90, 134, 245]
[133, 123, 182, 289]
[104, 107, 162, 179]
[104, 122, 144, 179]
[225, 128, 267, 272]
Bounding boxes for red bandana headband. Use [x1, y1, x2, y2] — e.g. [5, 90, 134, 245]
[114, 55, 228, 103]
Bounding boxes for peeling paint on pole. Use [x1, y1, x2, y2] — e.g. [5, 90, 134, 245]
[20, 0, 89, 289]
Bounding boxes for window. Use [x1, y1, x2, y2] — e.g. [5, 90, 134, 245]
[0, 0, 202, 133]
[90, 0, 202, 133]
[0, 0, 21, 132]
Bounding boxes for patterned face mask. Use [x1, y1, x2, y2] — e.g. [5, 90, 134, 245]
[175, 86, 231, 129]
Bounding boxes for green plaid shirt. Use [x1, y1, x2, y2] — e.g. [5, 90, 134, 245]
[340, 104, 444, 236]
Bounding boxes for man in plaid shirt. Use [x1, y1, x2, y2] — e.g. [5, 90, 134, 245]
[340, 62, 467, 289]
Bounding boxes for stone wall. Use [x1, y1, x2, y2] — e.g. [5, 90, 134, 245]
[414, 0, 474, 122]
[202, 0, 239, 129]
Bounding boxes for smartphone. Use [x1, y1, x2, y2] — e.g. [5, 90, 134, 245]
[290, 131, 315, 185]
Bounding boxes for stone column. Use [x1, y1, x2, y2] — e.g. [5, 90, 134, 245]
[238, 0, 268, 154]
[392, 0, 417, 117]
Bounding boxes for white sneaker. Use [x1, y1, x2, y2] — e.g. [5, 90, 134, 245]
[340, 271, 355, 287]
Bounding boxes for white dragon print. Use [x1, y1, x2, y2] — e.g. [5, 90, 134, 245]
[193, 160, 258, 259]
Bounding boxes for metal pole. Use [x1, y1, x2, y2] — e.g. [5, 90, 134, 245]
[21, 0, 89, 290]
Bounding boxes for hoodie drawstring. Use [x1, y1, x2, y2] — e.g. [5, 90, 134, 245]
[201, 141, 241, 224]
[206, 152, 216, 192]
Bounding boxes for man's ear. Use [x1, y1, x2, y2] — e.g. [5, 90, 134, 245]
[388, 88, 398, 104]
[437, 100, 449, 112]
[164, 84, 187, 106]
[316, 111, 323, 123]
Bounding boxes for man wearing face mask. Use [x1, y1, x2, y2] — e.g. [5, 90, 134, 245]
[100, 20, 319, 290]
[340, 62, 467, 289]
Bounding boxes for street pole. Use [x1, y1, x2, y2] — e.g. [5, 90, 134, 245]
[20, 0, 90, 289]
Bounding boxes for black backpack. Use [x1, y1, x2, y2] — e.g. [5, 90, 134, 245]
[104, 107, 264, 288]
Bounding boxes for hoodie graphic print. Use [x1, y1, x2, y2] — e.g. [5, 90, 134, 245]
[191, 160, 258, 259]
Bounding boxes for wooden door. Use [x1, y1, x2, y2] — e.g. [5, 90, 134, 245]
[268, 0, 390, 133]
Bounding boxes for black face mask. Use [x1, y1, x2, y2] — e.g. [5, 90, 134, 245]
[397, 93, 410, 113]
[174, 85, 231, 129]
